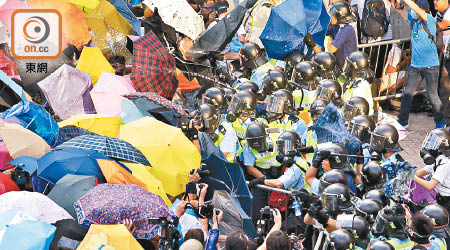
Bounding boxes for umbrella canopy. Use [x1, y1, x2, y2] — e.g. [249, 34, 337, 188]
[0, 101, 59, 146]
[37, 64, 95, 120]
[123, 162, 172, 206]
[53, 126, 99, 147]
[260, 0, 330, 59]
[74, 184, 171, 240]
[130, 30, 178, 99]
[0, 191, 73, 223]
[142, 0, 204, 40]
[9, 156, 39, 175]
[0, 142, 13, 170]
[125, 92, 188, 116]
[202, 153, 252, 216]
[97, 159, 147, 189]
[50, 219, 89, 250]
[120, 117, 201, 196]
[58, 114, 121, 138]
[0, 210, 56, 250]
[198, 132, 226, 161]
[0, 50, 21, 80]
[85, 0, 134, 64]
[0, 0, 30, 32]
[212, 190, 257, 238]
[108, 0, 141, 36]
[28, 0, 91, 47]
[78, 224, 144, 250]
[69, 0, 99, 13]
[189, 0, 250, 58]
[75, 47, 115, 86]
[90, 72, 136, 117]
[0, 171, 19, 194]
[55, 134, 151, 166]
[120, 99, 146, 124]
[0, 122, 51, 158]
[47, 174, 97, 218]
[0, 70, 25, 110]
[35, 148, 111, 184]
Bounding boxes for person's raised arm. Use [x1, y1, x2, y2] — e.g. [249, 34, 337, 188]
[401, 0, 428, 21]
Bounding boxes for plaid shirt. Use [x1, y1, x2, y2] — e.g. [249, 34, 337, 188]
[130, 30, 178, 99]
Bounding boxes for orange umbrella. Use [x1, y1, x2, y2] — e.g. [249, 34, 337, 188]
[97, 159, 146, 189]
[27, 0, 91, 47]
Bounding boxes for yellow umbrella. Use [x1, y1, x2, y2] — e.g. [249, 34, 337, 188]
[0, 123, 51, 158]
[58, 114, 121, 138]
[77, 224, 144, 250]
[76, 47, 115, 85]
[85, 0, 133, 64]
[69, 0, 99, 13]
[123, 162, 172, 206]
[97, 159, 147, 189]
[119, 117, 201, 197]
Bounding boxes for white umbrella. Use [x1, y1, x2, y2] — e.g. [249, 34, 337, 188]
[142, 0, 205, 40]
[0, 191, 73, 224]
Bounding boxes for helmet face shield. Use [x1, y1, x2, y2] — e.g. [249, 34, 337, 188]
[372, 213, 386, 235]
[276, 139, 300, 156]
[315, 85, 334, 103]
[349, 122, 366, 140]
[203, 115, 219, 134]
[342, 57, 354, 77]
[422, 133, 443, 152]
[322, 192, 339, 213]
[247, 135, 267, 152]
[267, 96, 286, 116]
[343, 103, 360, 122]
[369, 132, 387, 153]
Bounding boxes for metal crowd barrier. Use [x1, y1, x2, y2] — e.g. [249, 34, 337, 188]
[357, 38, 427, 103]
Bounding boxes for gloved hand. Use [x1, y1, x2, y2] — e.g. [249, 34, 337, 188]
[316, 209, 330, 227]
[307, 200, 322, 219]
[356, 146, 365, 165]
[312, 150, 331, 168]
[304, 33, 317, 48]
[248, 176, 266, 188]
[295, 189, 317, 204]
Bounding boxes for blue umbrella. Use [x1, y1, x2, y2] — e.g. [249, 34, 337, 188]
[0, 101, 59, 146]
[0, 210, 56, 250]
[212, 190, 256, 238]
[260, 0, 330, 59]
[107, 0, 141, 36]
[36, 148, 110, 184]
[198, 132, 226, 161]
[202, 153, 253, 216]
[55, 134, 151, 166]
[53, 126, 99, 147]
[9, 156, 39, 175]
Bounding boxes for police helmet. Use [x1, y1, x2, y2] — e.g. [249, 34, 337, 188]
[266, 89, 294, 118]
[312, 52, 340, 80]
[421, 204, 450, 238]
[372, 205, 408, 239]
[277, 131, 302, 157]
[203, 87, 226, 109]
[245, 122, 267, 152]
[319, 169, 348, 192]
[240, 42, 268, 70]
[343, 97, 370, 122]
[343, 51, 374, 79]
[363, 189, 389, 207]
[315, 79, 342, 104]
[237, 81, 259, 94]
[370, 124, 402, 153]
[349, 115, 376, 142]
[368, 241, 395, 250]
[316, 143, 348, 169]
[310, 98, 329, 123]
[361, 161, 385, 189]
[292, 61, 319, 90]
[322, 183, 353, 213]
[329, 1, 357, 25]
[355, 198, 383, 225]
[226, 90, 257, 122]
[329, 229, 355, 250]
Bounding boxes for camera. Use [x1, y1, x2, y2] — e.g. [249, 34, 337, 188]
[148, 217, 181, 250]
[289, 233, 304, 250]
[256, 206, 275, 244]
[192, 163, 210, 178]
[199, 201, 215, 218]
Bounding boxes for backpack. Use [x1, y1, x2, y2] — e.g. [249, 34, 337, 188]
[361, 0, 390, 38]
[411, 19, 445, 52]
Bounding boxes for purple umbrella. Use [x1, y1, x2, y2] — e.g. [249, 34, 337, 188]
[74, 184, 171, 240]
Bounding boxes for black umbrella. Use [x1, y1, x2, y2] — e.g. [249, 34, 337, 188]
[50, 219, 88, 250]
[0, 78, 22, 111]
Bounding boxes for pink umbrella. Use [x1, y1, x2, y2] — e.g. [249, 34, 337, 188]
[0, 142, 13, 170]
[90, 72, 135, 117]
[0, 0, 30, 32]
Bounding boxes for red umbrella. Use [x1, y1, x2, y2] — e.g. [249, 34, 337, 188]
[0, 172, 19, 195]
[130, 30, 178, 99]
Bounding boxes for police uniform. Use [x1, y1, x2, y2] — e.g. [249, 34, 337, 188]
[267, 115, 307, 145]
[377, 236, 415, 250]
[250, 59, 286, 88]
[293, 88, 317, 110]
[215, 118, 253, 163]
[279, 156, 309, 191]
[342, 78, 374, 115]
[301, 123, 318, 164]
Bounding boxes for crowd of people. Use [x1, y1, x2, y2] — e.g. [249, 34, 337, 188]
[1, 0, 450, 249]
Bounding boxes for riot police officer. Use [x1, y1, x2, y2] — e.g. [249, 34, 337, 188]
[342, 51, 374, 116]
[215, 90, 258, 162]
[311, 51, 341, 80]
[355, 198, 383, 225]
[198, 103, 221, 142]
[421, 204, 450, 249]
[243, 122, 281, 224]
[414, 129, 450, 214]
[237, 81, 259, 95]
[329, 229, 364, 250]
[359, 161, 386, 194]
[372, 205, 414, 249]
[292, 61, 319, 110]
[256, 70, 289, 101]
[240, 42, 268, 73]
[203, 87, 226, 112]
[349, 115, 376, 175]
[343, 97, 370, 123]
[283, 50, 305, 80]
[315, 79, 343, 106]
[302, 98, 329, 163]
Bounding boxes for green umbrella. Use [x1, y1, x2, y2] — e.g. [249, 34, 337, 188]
[47, 174, 96, 218]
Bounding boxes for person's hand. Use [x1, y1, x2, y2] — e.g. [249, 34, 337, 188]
[296, 189, 317, 204]
[212, 208, 224, 229]
[356, 146, 364, 165]
[248, 177, 266, 188]
[304, 33, 317, 48]
[189, 169, 200, 182]
[312, 150, 331, 168]
[307, 200, 322, 219]
[198, 183, 208, 200]
[2, 167, 15, 179]
[316, 209, 330, 227]
[208, 11, 218, 23]
[175, 200, 188, 218]
[272, 208, 282, 227]
[121, 218, 136, 234]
